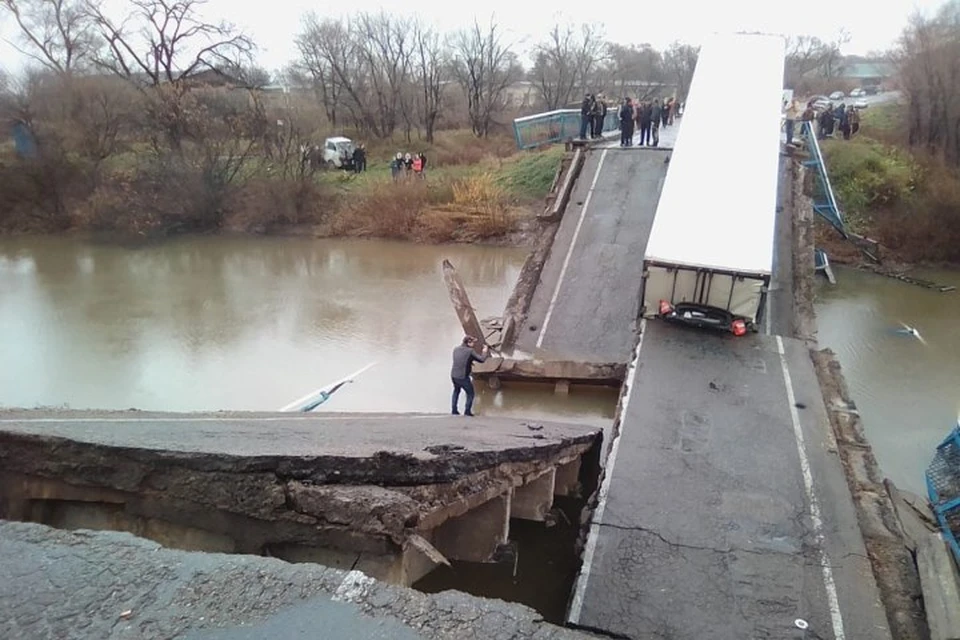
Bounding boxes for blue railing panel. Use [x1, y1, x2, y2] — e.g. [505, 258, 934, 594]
[926, 423, 960, 565]
[800, 121, 846, 236]
[513, 108, 620, 150]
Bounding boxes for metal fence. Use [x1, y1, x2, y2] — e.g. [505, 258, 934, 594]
[512, 109, 621, 150]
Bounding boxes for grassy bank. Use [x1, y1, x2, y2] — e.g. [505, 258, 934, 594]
[0, 130, 564, 245]
[820, 103, 960, 263]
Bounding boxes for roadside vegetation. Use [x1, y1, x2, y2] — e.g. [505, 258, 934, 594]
[0, 0, 701, 245]
[816, 0, 960, 264]
[821, 102, 960, 264]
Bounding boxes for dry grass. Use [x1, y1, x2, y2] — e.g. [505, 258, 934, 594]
[331, 172, 521, 242]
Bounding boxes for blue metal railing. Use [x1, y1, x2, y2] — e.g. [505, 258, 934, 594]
[926, 423, 960, 565]
[512, 109, 620, 150]
[800, 120, 847, 237]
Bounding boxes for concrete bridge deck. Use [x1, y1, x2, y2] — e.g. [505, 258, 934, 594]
[567, 321, 891, 639]
[500, 147, 671, 377]
[0, 411, 601, 589]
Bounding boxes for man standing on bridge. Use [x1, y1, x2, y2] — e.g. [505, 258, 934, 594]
[451, 336, 488, 416]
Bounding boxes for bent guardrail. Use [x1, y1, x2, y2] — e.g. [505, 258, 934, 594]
[512, 109, 620, 150]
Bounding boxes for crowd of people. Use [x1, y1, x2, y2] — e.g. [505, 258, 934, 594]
[390, 151, 428, 181]
[580, 92, 681, 146]
[783, 98, 861, 146]
[615, 96, 680, 147]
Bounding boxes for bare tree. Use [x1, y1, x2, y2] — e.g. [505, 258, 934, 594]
[531, 23, 605, 110]
[898, 1, 960, 163]
[353, 12, 412, 138]
[85, 0, 254, 150]
[411, 21, 446, 142]
[602, 43, 665, 100]
[294, 13, 347, 127]
[784, 32, 848, 88]
[662, 42, 699, 101]
[86, 0, 254, 87]
[450, 18, 521, 137]
[1, 0, 96, 75]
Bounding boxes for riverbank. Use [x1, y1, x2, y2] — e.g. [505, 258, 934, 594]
[0, 130, 563, 247]
[819, 103, 960, 266]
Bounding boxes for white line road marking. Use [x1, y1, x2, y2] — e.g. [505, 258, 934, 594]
[567, 319, 646, 624]
[0, 415, 449, 424]
[536, 149, 609, 349]
[776, 336, 847, 640]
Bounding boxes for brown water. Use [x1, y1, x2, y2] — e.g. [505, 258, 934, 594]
[816, 266, 960, 495]
[0, 236, 617, 426]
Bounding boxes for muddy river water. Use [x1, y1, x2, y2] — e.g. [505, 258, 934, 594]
[1, 236, 956, 494]
[0, 236, 616, 429]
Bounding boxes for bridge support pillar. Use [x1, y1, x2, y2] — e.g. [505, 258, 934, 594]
[511, 469, 556, 521]
[554, 458, 581, 496]
[555, 380, 570, 395]
[431, 493, 511, 563]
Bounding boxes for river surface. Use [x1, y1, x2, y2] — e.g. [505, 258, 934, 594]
[3, 237, 955, 493]
[816, 266, 960, 494]
[0, 236, 616, 428]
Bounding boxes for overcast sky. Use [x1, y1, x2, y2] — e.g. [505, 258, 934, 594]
[0, 0, 951, 76]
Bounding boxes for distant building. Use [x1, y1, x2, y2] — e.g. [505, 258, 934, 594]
[840, 61, 896, 87]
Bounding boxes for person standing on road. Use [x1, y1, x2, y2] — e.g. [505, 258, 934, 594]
[579, 93, 594, 140]
[637, 101, 653, 146]
[451, 336, 488, 416]
[784, 99, 801, 145]
[651, 99, 662, 147]
[618, 97, 634, 147]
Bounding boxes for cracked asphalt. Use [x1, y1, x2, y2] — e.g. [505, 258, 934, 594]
[0, 521, 600, 640]
[516, 148, 670, 364]
[570, 322, 892, 639]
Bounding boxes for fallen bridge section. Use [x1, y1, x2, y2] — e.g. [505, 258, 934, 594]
[476, 147, 670, 386]
[0, 521, 602, 640]
[568, 322, 892, 640]
[0, 410, 601, 588]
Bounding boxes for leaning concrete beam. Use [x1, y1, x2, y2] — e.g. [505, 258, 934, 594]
[431, 493, 510, 563]
[511, 470, 556, 521]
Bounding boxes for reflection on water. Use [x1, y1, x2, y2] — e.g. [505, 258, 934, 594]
[816, 266, 960, 494]
[0, 236, 614, 424]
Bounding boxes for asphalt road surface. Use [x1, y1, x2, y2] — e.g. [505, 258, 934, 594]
[0, 521, 597, 640]
[516, 148, 670, 364]
[568, 321, 891, 640]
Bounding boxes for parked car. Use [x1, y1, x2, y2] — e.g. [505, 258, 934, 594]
[829, 91, 845, 100]
[849, 88, 866, 97]
[322, 136, 356, 170]
[863, 85, 880, 95]
[854, 99, 869, 110]
[810, 95, 831, 111]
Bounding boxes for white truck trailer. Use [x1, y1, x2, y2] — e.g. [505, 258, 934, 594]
[640, 33, 786, 335]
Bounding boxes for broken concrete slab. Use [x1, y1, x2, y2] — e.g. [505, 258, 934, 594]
[473, 358, 625, 386]
[0, 410, 601, 587]
[0, 521, 602, 640]
[916, 532, 960, 640]
[0, 410, 598, 484]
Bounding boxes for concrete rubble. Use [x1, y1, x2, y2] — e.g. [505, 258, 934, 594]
[0, 521, 602, 640]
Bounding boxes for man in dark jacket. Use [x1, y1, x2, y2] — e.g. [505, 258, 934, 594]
[651, 100, 662, 147]
[619, 98, 634, 147]
[579, 94, 593, 139]
[451, 336, 488, 416]
[637, 101, 653, 146]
